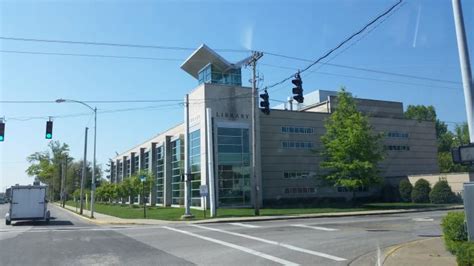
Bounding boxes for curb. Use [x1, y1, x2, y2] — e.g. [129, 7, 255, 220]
[53, 203, 463, 225]
[53, 203, 174, 226]
[52, 203, 117, 225]
[382, 237, 437, 265]
[193, 206, 464, 224]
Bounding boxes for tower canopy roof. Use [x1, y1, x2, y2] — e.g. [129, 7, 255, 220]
[181, 44, 235, 79]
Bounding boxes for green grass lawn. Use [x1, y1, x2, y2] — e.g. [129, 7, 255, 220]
[64, 201, 458, 221]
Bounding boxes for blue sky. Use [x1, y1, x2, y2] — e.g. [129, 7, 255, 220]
[0, 0, 473, 190]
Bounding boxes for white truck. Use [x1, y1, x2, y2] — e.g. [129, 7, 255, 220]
[5, 185, 50, 225]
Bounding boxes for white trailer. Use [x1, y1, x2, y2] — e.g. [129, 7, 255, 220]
[5, 185, 50, 225]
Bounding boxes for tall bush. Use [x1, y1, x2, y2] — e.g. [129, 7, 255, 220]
[441, 212, 474, 265]
[399, 179, 413, 202]
[411, 178, 431, 203]
[430, 180, 456, 204]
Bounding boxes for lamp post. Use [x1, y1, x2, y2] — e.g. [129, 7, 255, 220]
[56, 98, 97, 218]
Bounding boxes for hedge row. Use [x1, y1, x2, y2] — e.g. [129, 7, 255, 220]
[397, 178, 461, 204]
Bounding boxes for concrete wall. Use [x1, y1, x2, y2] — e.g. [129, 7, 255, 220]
[408, 172, 474, 194]
[259, 108, 438, 201]
[304, 96, 404, 119]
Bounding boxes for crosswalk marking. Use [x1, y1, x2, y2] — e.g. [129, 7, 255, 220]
[290, 224, 338, 232]
[163, 226, 299, 266]
[229, 222, 260, 228]
[191, 224, 346, 262]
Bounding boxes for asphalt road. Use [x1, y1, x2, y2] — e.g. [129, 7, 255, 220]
[0, 203, 452, 266]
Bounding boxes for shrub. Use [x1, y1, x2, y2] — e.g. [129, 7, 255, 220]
[430, 180, 457, 204]
[411, 178, 431, 203]
[442, 212, 474, 265]
[442, 212, 467, 243]
[399, 180, 413, 202]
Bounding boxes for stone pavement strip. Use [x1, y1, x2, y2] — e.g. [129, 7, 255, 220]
[383, 237, 456, 266]
[55, 203, 174, 225]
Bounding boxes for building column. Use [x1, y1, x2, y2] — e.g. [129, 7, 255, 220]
[110, 161, 115, 183]
[150, 143, 157, 205]
[139, 148, 146, 171]
[164, 136, 172, 207]
[122, 156, 127, 179]
[115, 159, 120, 183]
[130, 152, 136, 176]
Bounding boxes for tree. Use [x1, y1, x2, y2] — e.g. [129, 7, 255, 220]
[430, 179, 457, 204]
[404, 106, 471, 173]
[404, 105, 450, 151]
[411, 178, 431, 203]
[399, 179, 413, 202]
[130, 170, 155, 204]
[26, 141, 71, 201]
[320, 88, 384, 202]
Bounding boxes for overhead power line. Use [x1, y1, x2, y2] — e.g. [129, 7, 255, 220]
[0, 36, 249, 53]
[2, 48, 460, 88]
[0, 50, 184, 62]
[261, 63, 461, 91]
[265, 0, 403, 90]
[4, 103, 181, 122]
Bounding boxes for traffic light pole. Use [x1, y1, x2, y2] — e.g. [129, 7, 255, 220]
[249, 51, 263, 216]
[182, 94, 193, 219]
[452, 0, 474, 142]
[452, 0, 474, 241]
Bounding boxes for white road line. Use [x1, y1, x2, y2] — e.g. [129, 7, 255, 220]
[191, 224, 346, 262]
[290, 224, 338, 232]
[163, 226, 299, 266]
[229, 222, 261, 228]
[413, 218, 434, 222]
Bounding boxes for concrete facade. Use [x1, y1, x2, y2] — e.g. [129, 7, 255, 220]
[408, 172, 474, 194]
[109, 45, 439, 209]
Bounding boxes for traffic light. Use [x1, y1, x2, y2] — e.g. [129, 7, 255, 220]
[45, 121, 53, 139]
[0, 121, 4, 142]
[260, 89, 270, 115]
[292, 72, 304, 103]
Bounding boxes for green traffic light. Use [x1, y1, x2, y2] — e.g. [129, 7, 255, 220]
[0, 136, 3, 142]
[46, 133, 52, 139]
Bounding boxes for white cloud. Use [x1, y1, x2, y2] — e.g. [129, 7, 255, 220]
[241, 24, 254, 50]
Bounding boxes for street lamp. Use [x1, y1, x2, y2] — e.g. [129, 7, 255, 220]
[56, 98, 97, 218]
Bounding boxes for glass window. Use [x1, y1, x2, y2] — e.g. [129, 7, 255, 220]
[155, 145, 164, 205]
[143, 151, 149, 171]
[190, 130, 201, 207]
[217, 127, 250, 207]
[171, 139, 184, 205]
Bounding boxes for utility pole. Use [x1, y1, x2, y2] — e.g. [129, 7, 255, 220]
[63, 154, 68, 208]
[248, 51, 263, 216]
[80, 127, 88, 215]
[91, 107, 97, 219]
[206, 107, 216, 217]
[182, 94, 194, 219]
[60, 154, 67, 208]
[452, 0, 474, 141]
[60, 160, 65, 206]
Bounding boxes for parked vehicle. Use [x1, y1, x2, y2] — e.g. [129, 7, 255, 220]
[5, 185, 50, 225]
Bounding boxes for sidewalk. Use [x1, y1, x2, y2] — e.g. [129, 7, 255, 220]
[195, 205, 463, 224]
[55, 203, 174, 225]
[383, 237, 456, 266]
[55, 203, 463, 225]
